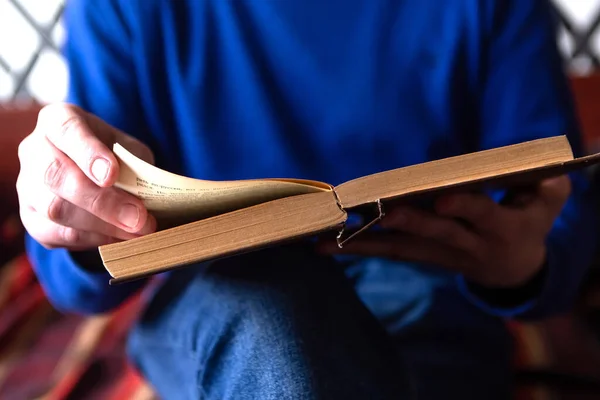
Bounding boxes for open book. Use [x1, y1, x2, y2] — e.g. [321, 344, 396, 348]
[99, 136, 600, 284]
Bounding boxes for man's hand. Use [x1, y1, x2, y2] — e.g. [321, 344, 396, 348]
[17, 103, 156, 251]
[319, 176, 571, 288]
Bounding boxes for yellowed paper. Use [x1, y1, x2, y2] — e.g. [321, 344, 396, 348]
[113, 143, 331, 227]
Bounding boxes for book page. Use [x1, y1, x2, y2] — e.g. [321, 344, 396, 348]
[113, 143, 331, 227]
[334, 136, 575, 208]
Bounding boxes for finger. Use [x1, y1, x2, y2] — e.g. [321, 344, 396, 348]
[381, 206, 482, 253]
[534, 175, 571, 219]
[21, 207, 118, 250]
[435, 192, 504, 233]
[41, 142, 151, 233]
[38, 103, 120, 187]
[318, 232, 470, 273]
[27, 186, 155, 240]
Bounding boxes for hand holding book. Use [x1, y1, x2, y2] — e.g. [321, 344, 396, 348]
[100, 135, 600, 284]
[16, 103, 157, 253]
[318, 175, 570, 289]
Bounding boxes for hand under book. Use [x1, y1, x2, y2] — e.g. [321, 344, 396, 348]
[318, 175, 570, 289]
[99, 135, 600, 284]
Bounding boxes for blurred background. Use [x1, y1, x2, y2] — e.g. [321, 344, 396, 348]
[2, 0, 600, 103]
[2, 1, 600, 399]
[0, 0, 65, 104]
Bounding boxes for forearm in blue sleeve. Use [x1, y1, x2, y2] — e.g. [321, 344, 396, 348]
[26, 233, 144, 314]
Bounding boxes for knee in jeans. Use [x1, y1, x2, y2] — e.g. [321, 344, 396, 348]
[129, 245, 345, 355]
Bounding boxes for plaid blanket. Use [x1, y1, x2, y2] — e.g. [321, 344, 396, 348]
[1, 215, 599, 399]
[0, 216, 157, 400]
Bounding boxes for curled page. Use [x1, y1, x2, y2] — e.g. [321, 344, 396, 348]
[112, 143, 331, 228]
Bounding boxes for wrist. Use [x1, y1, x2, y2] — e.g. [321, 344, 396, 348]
[464, 257, 548, 310]
[474, 244, 547, 288]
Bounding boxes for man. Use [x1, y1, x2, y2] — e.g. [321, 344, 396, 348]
[17, 0, 599, 398]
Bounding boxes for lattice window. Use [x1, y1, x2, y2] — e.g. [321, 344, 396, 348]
[0, 0, 66, 103]
[554, 1, 600, 75]
[1, 0, 600, 103]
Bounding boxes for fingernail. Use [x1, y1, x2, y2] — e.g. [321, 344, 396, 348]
[91, 158, 110, 183]
[118, 204, 140, 229]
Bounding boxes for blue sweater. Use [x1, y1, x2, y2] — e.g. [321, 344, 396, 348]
[28, 0, 599, 318]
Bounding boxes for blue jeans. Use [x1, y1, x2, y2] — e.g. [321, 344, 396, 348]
[127, 244, 512, 399]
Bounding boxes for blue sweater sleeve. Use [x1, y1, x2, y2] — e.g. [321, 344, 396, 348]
[26, 0, 149, 314]
[456, 0, 600, 319]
